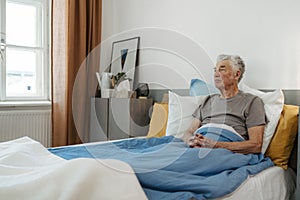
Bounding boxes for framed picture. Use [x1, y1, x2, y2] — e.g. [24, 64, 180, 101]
[109, 36, 140, 90]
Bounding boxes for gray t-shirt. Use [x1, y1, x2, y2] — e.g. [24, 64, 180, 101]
[193, 91, 267, 140]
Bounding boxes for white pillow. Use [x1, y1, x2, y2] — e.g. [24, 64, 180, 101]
[239, 83, 284, 153]
[165, 91, 206, 138]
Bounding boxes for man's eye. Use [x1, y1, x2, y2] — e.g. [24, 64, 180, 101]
[213, 67, 226, 72]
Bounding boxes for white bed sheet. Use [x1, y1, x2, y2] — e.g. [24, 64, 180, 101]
[219, 166, 296, 200]
[0, 137, 147, 200]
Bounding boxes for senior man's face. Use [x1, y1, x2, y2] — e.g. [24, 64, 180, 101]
[214, 60, 238, 90]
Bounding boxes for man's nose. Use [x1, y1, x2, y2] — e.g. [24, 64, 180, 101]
[214, 70, 220, 77]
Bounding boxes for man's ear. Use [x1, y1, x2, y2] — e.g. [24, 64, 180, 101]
[235, 70, 241, 81]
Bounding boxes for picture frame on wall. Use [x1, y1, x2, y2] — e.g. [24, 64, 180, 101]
[109, 36, 140, 90]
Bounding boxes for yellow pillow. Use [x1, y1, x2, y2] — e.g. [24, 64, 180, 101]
[147, 103, 168, 138]
[265, 104, 299, 169]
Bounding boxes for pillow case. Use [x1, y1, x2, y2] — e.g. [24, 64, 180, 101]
[147, 103, 168, 138]
[165, 91, 206, 138]
[239, 83, 284, 153]
[265, 104, 299, 169]
[190, 79, 219, 96]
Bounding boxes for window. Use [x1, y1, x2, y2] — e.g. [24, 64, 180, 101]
[0, 0, 50, 101]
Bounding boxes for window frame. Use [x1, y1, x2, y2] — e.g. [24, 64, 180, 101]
[0, 0, 50, 102]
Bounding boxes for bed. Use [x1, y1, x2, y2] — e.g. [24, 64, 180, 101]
[0, 82, 299, 200]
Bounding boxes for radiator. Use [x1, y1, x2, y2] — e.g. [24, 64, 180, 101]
[0, 110, 51, 147]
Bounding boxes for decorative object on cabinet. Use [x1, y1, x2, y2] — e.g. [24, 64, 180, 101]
[135, 83, 149, 98]
[113, 79, 131, 98]
[109, 37, 140, 90]
[111, 72, 126, 88]
[96, 72, 114, 98]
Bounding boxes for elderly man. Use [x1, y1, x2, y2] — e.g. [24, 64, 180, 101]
[184, 54, 267, 154]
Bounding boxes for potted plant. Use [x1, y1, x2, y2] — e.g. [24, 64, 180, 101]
[111, 72, 127, 88]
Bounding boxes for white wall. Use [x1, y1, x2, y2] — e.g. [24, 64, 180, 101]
[101, 0, 300, 90]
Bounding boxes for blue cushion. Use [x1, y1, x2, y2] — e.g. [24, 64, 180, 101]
[189, 79, 219, 96]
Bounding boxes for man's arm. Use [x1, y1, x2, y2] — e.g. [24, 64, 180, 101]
[195, 125, 265, 154]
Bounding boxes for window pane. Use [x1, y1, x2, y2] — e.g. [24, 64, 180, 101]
[6, 1, 38, 47]
[6, 48, 38, 96]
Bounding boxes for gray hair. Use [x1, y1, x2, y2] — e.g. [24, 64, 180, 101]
[216, 54, 245, 82]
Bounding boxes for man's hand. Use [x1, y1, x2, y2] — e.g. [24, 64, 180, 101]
[187, 134, 202, 148]
[189, 125, 265, 154]
[188, 134, 217, 148]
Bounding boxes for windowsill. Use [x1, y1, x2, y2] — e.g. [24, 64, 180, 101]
[0, 101, 51, 108]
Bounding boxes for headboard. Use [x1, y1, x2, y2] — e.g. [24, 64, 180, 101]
[148, 88, 300, 198]
[149, 89, 300, 106]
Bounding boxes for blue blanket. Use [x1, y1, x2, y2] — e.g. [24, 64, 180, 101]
[49, 128, 273, 200]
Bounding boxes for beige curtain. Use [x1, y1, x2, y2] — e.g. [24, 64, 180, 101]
[51, 0, 102, 147]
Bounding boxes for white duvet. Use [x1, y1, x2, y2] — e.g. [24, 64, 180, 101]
[0, 137, 147, 200]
